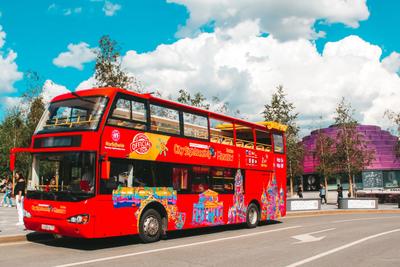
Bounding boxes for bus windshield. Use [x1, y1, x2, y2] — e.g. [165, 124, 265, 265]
[35, 96, 107, 133]
[28, 152, 96, 201]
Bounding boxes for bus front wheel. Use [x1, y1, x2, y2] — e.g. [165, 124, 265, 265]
[246, 203, 259, 228]
[139, 209, 162, 243]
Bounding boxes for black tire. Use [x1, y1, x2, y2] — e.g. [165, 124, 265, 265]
[139, 209, 162, 243]
[246, 203, 259, 228]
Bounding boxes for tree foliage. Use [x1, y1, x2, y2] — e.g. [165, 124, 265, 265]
[176, 89, 240, 116]
[314, 130, 336, 193]
[0, 71, 45, 178]
[94, 35, 140, 91]
[263, 85, 303, 196]
[333, 97, 374, 196]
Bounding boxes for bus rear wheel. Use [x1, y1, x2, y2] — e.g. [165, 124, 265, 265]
[246, 203, 259, 228]
[139, 209, 162, 243]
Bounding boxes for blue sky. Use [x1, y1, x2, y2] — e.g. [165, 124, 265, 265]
[1, 1, 400, 132]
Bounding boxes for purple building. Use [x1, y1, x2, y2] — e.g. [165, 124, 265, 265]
[301, 125, 400, 191]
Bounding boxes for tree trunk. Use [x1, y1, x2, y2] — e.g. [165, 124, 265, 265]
[290, 175, 294, 197]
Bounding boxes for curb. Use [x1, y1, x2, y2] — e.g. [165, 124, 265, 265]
[0, 234, 28, 244]
[286, 209, 400, 218]
[0, 232, 54, 244]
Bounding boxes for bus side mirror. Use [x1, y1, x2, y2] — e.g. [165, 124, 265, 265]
[101, 159, 110, 180]
[10, 153, 15, 172]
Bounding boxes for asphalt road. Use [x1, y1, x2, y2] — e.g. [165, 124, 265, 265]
[1, 213, 400, 267]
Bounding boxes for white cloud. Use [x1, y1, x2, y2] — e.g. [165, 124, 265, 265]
[103, 1, 121, 16]
[76, 76, 97, 91]
[0, 25, 23, 93]
[41, 80, 70, 104]
[382, 52, 400, 74]
[116, 21, 400, 135]
[53, 42, 96, 70]
[168, 0, 369, 41]
[2, 96, 22, 110]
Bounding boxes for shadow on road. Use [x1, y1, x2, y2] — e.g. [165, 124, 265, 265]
[27, 220, 282, 251]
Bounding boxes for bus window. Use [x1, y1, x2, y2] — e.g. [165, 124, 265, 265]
[255, 129, 272, 151]
[150, 104, 180, 135]
[236, 124, 254, 149]
[210, 118, 234, 145]
[210, 167, 234, 193]
[183, 112, 209, 140]
[172, 167, 189, 192]
[273, 133, 284, 153]
[107, 97, 147, 130]
[191, 166, 210, 193]
[100, 159, 133, 194]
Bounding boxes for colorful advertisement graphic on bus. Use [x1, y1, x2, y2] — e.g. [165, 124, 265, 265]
[261, 175, 285, 220]
[112, 186, 186, 229]
[192, 189, 224, 226]
[228, 169, 247, 224]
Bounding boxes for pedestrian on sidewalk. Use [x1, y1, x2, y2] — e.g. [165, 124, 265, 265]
[1, 177, 13, 207]
[337, 184, 343, 205]
[297, 184, 303, 199]
[14, 172, 26, 226]
[319, 184, 327, 204]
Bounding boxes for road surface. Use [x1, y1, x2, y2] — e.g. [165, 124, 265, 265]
[1, 213, 400, 267]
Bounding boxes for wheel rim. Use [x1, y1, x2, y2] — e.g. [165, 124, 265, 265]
[249, 207, 257, 225]
[143, 215, 159, 237]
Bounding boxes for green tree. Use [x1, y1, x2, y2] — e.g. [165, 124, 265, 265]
[314, 130, 336, 198]
[177, 89, 210, 110]
[0, 71, 46, 182]
[94, 35, 139, 91]
[263, 85, 303, 196]
[333, 97, 374, 197]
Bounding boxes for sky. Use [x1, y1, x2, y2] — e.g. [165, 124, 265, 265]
[1, 0, 400, 136]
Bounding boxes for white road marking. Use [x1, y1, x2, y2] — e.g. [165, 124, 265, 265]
[54, 225, 302, 267]
[292, 228, 335, 244]
[285, 228, 400, 267]
[332, 216, 400, 223]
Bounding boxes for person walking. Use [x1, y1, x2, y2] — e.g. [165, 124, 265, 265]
[337, 184, 343, 206]
[319, 184, 327, 204]
[1, 177, 13, 207]
[14, 172, 26, 226]
[297, 184, 303, 199]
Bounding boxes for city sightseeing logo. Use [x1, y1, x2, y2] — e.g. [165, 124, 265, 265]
[130, 133, 152, 154]
[111, 130, 121, 142]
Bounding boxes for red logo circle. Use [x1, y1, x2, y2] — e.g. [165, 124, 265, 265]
[130, 133, 152, 154]
[111, 130, 120, 142]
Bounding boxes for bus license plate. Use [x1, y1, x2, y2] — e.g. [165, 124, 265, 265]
[41, 224, 55, 231]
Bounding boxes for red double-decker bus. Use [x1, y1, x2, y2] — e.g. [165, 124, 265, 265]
[10, 88, 287, 243]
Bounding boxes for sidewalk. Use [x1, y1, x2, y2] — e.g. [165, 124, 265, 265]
[0, 200, 32, 238]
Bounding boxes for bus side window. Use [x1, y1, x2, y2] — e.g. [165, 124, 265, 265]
[273, 133, 284, 153]
[191, 166, 210, 193]
[172, 167, 189, 192]
[255, 129, 272, 151]
[107, 97, 147, 130]
[100, 159, 133, 194]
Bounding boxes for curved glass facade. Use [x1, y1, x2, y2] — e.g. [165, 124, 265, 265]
[301, 125, 400, 191]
